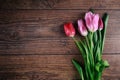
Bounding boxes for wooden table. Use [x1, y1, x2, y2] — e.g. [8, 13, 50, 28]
[0, 0, 120, 80]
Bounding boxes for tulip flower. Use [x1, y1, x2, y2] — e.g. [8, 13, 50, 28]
[64, 23, 75, 37]
[63, 10, 109, 80]
[78, 19, 88, 36]
[85, 11, 99, 32]
[98, 18, 103, 30]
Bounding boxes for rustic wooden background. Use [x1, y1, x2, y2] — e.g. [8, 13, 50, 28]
[0, 0, 120, 80]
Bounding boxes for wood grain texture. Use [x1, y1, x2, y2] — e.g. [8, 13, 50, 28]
[0, 0, 120, 10]
[0, 55, 119, 80]
[0, 0, 120, 80]
[0, 10, 120, 55]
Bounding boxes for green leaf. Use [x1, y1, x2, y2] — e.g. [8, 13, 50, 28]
[95, 60, 109, 72]
[72, 59, 84, 80]
[95, 62, 101, 72]
[95, 43, 101, 62]
[102, 60, 109, 68]
[93, 41, 98, 54]
[93, 32, 98, 45]
[101, 13, 109, 53]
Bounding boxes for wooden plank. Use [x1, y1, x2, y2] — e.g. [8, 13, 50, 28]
[0, 55, 119, 80]
[0, 10, 120, 55]
[0, 0, 120, 10]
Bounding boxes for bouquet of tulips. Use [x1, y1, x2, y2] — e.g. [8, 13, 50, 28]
[64, 10, 109, 80]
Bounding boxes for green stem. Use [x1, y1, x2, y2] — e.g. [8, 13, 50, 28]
[96, 72, 102, 80]
[85, 34, 94, 80]
[85, 36, 90, 52]
[90, 32, 95, 80]
[85, 36, 93, 80]
[98, 30, 102, 54]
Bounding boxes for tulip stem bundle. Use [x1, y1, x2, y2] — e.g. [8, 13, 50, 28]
[64, 11, 109, 80]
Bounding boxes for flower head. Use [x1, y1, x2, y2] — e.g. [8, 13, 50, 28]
[64, 23, 75, 37]
[85, 11, 99, 32]
[78, 19, 88, 36]
[98, 18, 103, 30]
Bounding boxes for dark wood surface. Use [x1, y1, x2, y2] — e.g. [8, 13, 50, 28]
[0, 0, 120, 80]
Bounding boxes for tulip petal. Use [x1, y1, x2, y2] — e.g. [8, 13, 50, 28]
[93, 14, 99, 32]
[64, 23, 75, 37]
[99, 18, 103, 30]
[85, 12, 94, 32]
[85, 11, 99, 32]
[78, 19, 88, 36]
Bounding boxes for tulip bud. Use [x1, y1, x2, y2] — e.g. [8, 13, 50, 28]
[78, 19, 88, 36]
[85, 11, 99, 32]
[98, 18, 103, 30]
[64, 23, 75, 37]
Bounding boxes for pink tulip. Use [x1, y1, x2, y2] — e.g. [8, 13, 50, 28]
[85, 11, 99, 32]
[98, 18, 103, 30]
[64, 23, 75, 37]
[78, 19, 88, 36]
